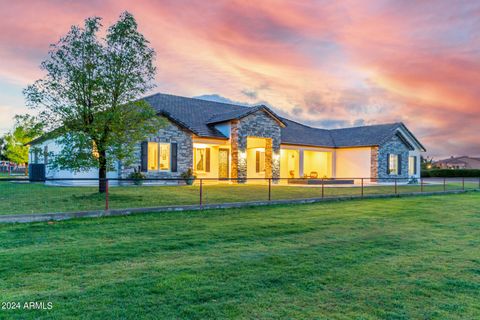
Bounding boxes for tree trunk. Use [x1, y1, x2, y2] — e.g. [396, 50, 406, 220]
[98, 150, 107, 193]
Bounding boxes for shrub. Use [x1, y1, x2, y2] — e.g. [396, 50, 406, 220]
[421, 169, 480, 178]
[181, 168, 196, 185]
[128, 171, 146, 185]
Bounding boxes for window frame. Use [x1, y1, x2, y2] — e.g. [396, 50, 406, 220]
[158, 143, 171, 171]
[194, 148, 207, 172]
[388, 154, 399, 175]
[408, 156, 417, 176]
[256, 150, 266, 173]
[147, 142, 171, 172]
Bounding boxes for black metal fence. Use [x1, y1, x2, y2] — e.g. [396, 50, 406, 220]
[0, 177, 478, 216]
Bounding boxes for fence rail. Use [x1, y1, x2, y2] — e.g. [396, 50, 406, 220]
[0, 176, 478, 217]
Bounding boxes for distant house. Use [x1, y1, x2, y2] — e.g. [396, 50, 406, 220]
[434, 156, 480, 169]
[28, 93, 426, 184]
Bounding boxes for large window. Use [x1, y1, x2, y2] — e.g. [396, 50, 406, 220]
[148, 142, 170, 171]
[409, 156, 417, 176]
[388, 154, 399, 175]
[195, 148, 206, 171]
[194, 148, 210, 172]
[256, 150, 265, 173]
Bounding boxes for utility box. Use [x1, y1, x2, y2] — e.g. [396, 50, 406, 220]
[29, 164, 46, 182]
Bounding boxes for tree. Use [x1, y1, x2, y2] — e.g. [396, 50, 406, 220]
[24, 12, 164, 192]
[3, 115, 43, 165]
[0, 136, 7, 161]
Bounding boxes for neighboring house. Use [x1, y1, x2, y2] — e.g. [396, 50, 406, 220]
[28, 93, 425, 184]
[434, 156, 480, 169]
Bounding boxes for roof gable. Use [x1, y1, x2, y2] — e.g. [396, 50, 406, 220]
[206, 105, 286, 127]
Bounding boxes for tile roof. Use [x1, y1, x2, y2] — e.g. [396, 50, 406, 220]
[144, 93, 424, 150]
[144, 93, 249, 138]
[29, 92, 425, 151]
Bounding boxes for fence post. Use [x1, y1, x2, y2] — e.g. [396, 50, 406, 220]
[268, 178, 271, 201]
[105, 179, 109, 211]
[420, 178, 424, 193]
[394, 178, 397, 195]
[361, 178, 364, 198]
[443, 177, 446, 192]
[462, 177, 465, 191]
[321, 178, 325, 198]
[199, 179, 203, 208]
[478, 177, 480, 190]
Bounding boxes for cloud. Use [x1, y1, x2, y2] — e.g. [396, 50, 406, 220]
[0, 0, 478, 157]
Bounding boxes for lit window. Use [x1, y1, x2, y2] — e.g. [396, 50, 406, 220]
[408, 156, 416, 176]
[256, 151, 265, 173]
[195, 148, 206, 171]
[159, 143, 170, 170]
[147, 142, 170, 171]
[148, 142, 158, 170]
[389, 154, 399, 175]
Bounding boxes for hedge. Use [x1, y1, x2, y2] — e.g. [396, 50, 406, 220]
[422, 169, 480, 177]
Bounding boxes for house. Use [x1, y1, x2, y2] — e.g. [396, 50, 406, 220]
[28, 93, 426, 183]
[434, 156, 480, 169]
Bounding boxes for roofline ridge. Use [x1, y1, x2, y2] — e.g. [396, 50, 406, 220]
[145, 92, 251, 109]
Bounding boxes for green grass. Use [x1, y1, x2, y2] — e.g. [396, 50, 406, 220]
[0, 171, 26, 179]
[0, 181, 475, 215]
[0, 193, 479, 319]
[0, 179, 478, 215]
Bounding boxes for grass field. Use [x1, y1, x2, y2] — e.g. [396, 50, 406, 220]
[0, 179, 478, 215]
[0, 193, 479, 319]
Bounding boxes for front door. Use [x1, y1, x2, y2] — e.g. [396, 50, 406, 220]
[218, 149, 229, 179]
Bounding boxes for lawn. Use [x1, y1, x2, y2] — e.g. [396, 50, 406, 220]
[0, 193, 479, 319]
[0, 178, 478, 215]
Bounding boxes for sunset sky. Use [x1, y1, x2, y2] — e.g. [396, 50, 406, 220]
[0, 0, 479, 158]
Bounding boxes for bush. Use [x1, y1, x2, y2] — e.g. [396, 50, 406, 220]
[422, 169, 480, 178]
[180, 168, 196, 185]
[128, 171, 146, 185]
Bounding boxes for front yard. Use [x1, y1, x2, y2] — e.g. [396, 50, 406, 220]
[0, 193, 479, 319]
[0, 179, 478, 215]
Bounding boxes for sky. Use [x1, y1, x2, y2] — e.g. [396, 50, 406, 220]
[0, 0, 479, 158]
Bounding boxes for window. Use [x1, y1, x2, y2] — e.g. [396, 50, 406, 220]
[388, 154, 399, 175]
[195, 148, 206, 171]
[256, 151, 265, 173]
[194, 148, 210, 172]
[44, 146, 48, 165]
[159, 143, 170, 170]
[147, 142, 170, 171]
[409, 156, 417, 176]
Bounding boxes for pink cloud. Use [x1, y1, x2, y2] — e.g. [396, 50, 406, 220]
[0, 0, 478, 157]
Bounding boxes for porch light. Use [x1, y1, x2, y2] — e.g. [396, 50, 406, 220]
[239, 151, 247, 160]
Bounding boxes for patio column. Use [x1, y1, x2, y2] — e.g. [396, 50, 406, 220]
[370, 146, 379, 182]
[230, 121, 246, 182]
[299, 149, 304, 178]
[265, 138, 273, 178]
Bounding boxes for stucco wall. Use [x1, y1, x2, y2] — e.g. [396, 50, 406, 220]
[335, 147, 372, 178]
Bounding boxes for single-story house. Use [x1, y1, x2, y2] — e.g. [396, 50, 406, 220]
[434, 156, 480, 169]
[28, 93, 425, 183]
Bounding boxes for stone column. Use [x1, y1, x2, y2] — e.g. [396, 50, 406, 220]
[271, 137, 281, 182]
[370, 146, 379, 182]
[265, 138, 273, 178]
[230, 121, 247, 182]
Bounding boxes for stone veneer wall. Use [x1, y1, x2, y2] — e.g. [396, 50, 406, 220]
[120, 118, 193, 179]
[370, 146, 378, 181]
[230, 111, 281, 180]
[377, 134, 410, 181]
